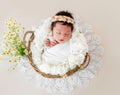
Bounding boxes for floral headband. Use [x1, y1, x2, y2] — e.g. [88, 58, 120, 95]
[51, 15, 75, 24]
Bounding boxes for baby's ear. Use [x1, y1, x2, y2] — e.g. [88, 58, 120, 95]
[51, 27, 53, 31]
[51, 31, 53, 36]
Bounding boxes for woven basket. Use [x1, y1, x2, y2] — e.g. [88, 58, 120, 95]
[23, 31, 90, 78]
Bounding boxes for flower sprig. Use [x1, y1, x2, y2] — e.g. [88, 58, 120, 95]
[1, 17, 28, 63]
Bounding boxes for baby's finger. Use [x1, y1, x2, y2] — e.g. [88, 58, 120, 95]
[45, 39, 50, 43]
[53, 40, 59, 44]
[50, 42, 57, 46]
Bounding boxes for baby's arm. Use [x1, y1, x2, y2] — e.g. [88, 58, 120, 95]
[45, 39, 59, 47]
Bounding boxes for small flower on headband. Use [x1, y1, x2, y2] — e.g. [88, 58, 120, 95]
[51, 16, 75, 24]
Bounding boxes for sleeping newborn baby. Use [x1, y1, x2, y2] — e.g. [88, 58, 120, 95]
[32, 11, 88, 75]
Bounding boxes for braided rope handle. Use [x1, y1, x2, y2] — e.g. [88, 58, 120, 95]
[23, 31, 34, 52]
[23, 31, 90, 78]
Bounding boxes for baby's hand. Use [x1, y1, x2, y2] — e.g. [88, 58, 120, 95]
[45, 39, 59, 47]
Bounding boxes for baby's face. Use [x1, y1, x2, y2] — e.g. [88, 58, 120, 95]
[52, 22, 72, 43]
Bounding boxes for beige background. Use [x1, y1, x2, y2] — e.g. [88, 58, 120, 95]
[0, 0, 120, 95]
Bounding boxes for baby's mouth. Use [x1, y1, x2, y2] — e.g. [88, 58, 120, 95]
[59, 39, 64, 42]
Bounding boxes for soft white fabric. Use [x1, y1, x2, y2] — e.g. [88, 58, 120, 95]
[42, 41, 70, 65]
[39, 41, 70, 74]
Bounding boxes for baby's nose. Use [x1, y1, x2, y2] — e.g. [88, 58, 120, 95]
[60, 34, 65, 39]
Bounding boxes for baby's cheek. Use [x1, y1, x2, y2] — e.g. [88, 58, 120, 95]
[67, 35, 71, 40]
[55, 35, 59, 39]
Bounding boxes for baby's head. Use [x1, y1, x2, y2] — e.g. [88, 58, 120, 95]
[51, 11, 74, 43]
